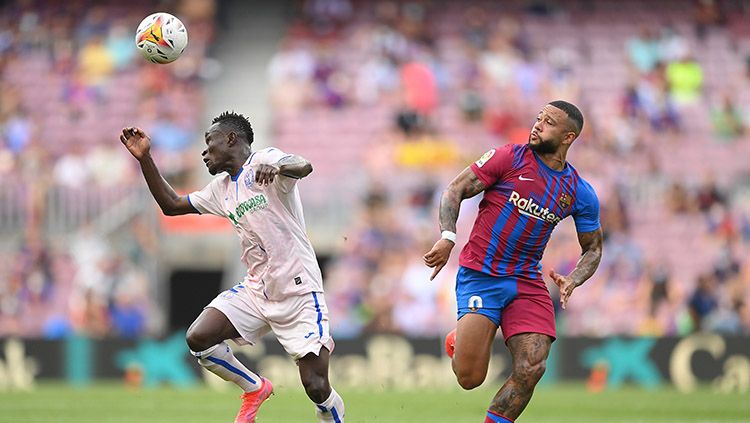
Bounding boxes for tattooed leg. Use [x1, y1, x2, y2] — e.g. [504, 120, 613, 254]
[489, 333, 552, 419]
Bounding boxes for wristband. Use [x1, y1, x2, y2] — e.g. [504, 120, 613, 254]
[441, 231, 457, 243]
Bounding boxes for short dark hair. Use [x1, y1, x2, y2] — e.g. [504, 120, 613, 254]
[212, 111, 254, 145]
[548, 100, 584, 135]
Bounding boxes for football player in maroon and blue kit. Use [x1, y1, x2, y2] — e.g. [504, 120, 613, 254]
[424, 101, 603, 423]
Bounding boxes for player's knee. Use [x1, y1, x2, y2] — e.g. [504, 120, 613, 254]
[301, 375, 330, 404]
[456, 368, 486, 390]
[185, 326, 213, 352]
[513, 359, 546, 388]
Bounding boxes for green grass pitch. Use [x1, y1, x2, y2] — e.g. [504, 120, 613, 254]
[0, 382, 747, 422]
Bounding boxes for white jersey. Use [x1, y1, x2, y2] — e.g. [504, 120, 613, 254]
[188, 147, 323, 300]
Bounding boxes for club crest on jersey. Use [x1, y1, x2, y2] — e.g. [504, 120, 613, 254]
[475, 149, 495, 168]
[244, 170, 254, 188]
[559, 193, 572, 209]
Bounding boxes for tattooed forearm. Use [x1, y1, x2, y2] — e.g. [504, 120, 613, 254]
[568, 228, 603, 287]
[277, 154, 312, 179]
[439, 168, 487, 233]
[439, 189, 461, 233]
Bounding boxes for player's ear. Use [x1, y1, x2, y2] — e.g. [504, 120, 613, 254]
[227, 131, 237, 146]
[563, 131, 577, 145]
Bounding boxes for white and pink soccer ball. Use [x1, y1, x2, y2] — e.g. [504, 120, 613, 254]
[135, 12, 188, 64]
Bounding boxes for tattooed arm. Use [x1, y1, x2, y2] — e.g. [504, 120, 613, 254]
[567, 229, 604, 286]
[438, 168, 487, 232]
[423, 167, 487, 280]
[548, 228, 603, 309]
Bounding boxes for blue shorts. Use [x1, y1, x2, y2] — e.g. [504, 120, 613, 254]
[456, 266, 518, 327]
[455, 266, 557, 340]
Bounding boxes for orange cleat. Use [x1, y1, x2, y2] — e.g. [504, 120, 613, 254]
[235, 377, 274, 423]
[444, 328, 457, 359]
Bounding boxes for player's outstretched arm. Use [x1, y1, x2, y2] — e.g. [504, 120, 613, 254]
[278, 154, 312, 179]
[254, 154, 312, 186]
[119, 127, 197, 216]
[549, 228, 603, 309]
[423, 167, 487, 280]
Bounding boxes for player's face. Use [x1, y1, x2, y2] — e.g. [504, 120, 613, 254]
[528, 105, 573, 154]
[202, 124, 231, 175]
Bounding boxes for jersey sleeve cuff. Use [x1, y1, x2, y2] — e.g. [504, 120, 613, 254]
[575, 223, 600, 233]
[469, 163, 494, 187]
[186, 194, 202, 214]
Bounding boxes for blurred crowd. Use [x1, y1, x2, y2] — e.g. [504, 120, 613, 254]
[0, 0, 217, 338]
[2, 0, 750, 340]
[271, 0, 750, 337]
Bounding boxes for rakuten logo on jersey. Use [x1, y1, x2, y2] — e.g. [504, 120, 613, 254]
[508, 191, 562, 224]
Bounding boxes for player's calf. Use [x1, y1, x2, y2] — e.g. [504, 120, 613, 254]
[488, 333, 551, 420]
[300, 371, 345, 422]
[192, 342, 263, 393]
[301, 372, 331, 404]
[299, 349, 345, 422]
[488, 365, 545, 420]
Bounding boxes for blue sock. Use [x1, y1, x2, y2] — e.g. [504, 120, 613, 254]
[485, 410, 513, 423]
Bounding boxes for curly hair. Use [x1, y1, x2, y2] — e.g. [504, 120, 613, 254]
[212, 111, 254, 145]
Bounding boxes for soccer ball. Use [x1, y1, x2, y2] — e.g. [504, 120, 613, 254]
[135, 12, 188, 64]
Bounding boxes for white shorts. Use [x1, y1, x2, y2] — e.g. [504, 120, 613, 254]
[206, 283, 334, 361]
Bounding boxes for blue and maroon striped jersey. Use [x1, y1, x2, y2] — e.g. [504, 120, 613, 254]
[458, 144, 600, 282]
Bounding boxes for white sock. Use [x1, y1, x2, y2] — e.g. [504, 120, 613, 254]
[315, 388, 345, 423]
[191, 342, 261, 392]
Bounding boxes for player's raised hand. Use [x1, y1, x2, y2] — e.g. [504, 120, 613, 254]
[254, 163, 280, 186]
[423, 239, 454, 281]
[549, 268, 577, 310]
[119, 127, 151, 161]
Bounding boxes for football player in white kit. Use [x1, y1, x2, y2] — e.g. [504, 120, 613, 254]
[119, 111, 345, 423]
